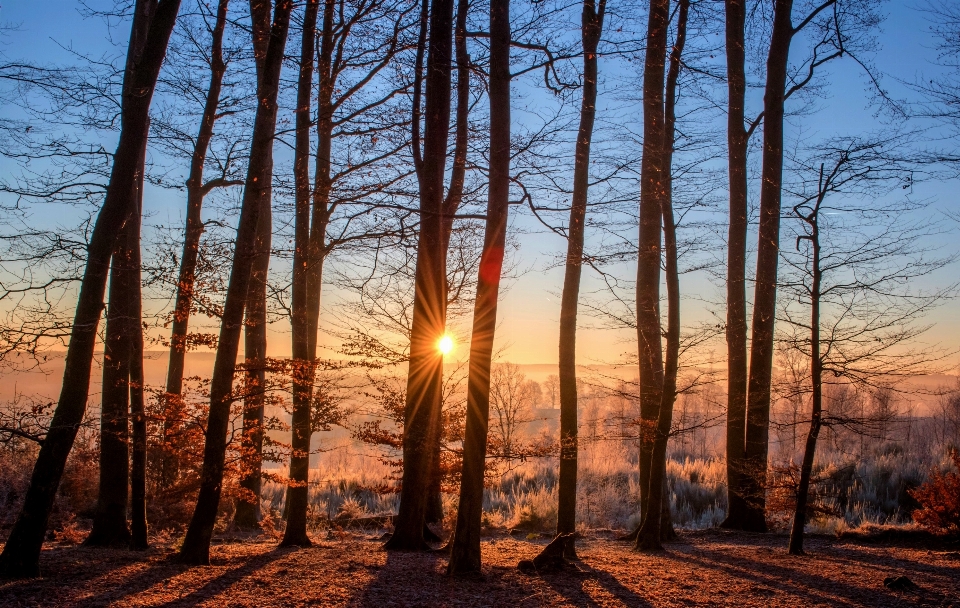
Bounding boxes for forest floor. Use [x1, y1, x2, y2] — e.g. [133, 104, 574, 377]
[1, 528, 958, 607]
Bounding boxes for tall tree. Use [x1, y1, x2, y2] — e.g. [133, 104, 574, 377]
[178, 0, 293, 566]
[85, 221, 137, 548]
[634, 0, 669, 551]
[720, 0, 753, 530]
[279, 0, 320, 546]
[0, 0, 181, 579]
[636, 0, 688, 551]
[556, 0, 605, 555]
[128, 137, 149, 549]
[233, 0, 276, 532]
[385, 0, 455, 551]
[161, 0, 234, 489]
[447, 0, 510, 575]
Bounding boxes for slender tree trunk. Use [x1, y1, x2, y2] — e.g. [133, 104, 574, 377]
[161, 0, 231, 490]
[178, 0, 292, 566]
[634, 0, 669, 552]
[85, 224, 135, 548]
[234, 198, 271, 528]
[637, 0, 688, 551]
[789, 184, 823, 556]
[425, 0, 472, 528]
[743, 0, 794, 533]
[447, 0, 510, 575]
[129, 135, 149, 550]
[0, 0, 180, 579]
[385, 0, 454, 552]
[233, 0, 276, 531]
[556, 0, 605, 553]
[279, 0, 320, 546]
[721, 0, 751, 531]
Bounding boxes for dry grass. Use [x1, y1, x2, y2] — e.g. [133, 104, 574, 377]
[2, 530, 958, 607]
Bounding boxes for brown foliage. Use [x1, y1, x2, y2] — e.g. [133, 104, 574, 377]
[910, 450, 960, 536]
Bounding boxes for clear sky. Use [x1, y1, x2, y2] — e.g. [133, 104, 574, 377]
[1, 1, 957, 371]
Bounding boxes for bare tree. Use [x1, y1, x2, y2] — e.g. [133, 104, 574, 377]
[0, 0, 182, 579]
[178, 0, 292, 566]
[776, 137, 956, 554]
[556, 0, 605, 555]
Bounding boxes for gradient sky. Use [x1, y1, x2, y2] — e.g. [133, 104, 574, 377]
[1, 1, 957, 370]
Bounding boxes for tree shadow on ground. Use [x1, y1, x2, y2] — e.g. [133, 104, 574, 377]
[666, 537, 947, 607]
[535, 561, 654, 607]
[0, 544, 165, 605]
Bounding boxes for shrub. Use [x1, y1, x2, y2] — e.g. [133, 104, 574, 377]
[910, 450, 960, 536]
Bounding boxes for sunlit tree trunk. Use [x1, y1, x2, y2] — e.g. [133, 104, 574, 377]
[556, 0, 605, 554]
[161, 0, 231, 490]
[425, 0, 471, 529]
[385, 0, 455, 552]
[178, 0, 292, 566]
[0, 0, 180, 579]
[446, 0, 510, 576]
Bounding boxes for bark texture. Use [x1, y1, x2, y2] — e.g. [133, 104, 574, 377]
[634, 0, 669, 552]
[742, 0, 795, 533]
[447, 0, 510, 576]
[721, 0, 751, 530]
[385, 0, 454, 552]
[637, 0, 688, 551]
[556, 0, 605, 551]
[280, 0, 321, 547]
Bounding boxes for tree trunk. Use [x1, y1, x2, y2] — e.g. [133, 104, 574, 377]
[178, 0, 292, 566]
[789, 178, 823, 556]
[161, 0, 231, 490]
[279, 0, 320, 547]
[385, 0, 455, 552]
[556, 0, 605, 552]
[637, 0, 688, 551]
[233, 0, 276, 532]
[721, 0, 751, 531]
[742, 0, 794, 533]
[634, 0, 669, 552]
[234, 196, 271, 529]
[0, 0, 180, 579]
[85, 222, 135, 548]
[129, 134, 149, 550]
[425, 0, 472, 528]
[447, 0, 510, 576]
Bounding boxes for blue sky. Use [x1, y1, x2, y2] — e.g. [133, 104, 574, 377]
[1, 0, 957, 369]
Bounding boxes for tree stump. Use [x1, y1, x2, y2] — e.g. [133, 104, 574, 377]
[517, 533, 576, 574]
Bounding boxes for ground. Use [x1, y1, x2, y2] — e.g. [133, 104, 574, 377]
[1, 530, 958, 607]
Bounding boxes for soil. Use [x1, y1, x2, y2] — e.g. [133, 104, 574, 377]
[1, 529, 957, 607]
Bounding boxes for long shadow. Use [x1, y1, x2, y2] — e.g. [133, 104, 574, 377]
[671, 545, 903, 606]
[153, 548, 288, 607]
[536, 560, 654, 607]
[822, 540, 960, 580]
[355, 547, 452, 606]
[0, 545, 165, 605]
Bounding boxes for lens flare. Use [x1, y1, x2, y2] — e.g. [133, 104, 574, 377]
[438, 334, 455, 355]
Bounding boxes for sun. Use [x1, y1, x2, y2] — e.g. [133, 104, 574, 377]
[437, 334, 455, 355]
